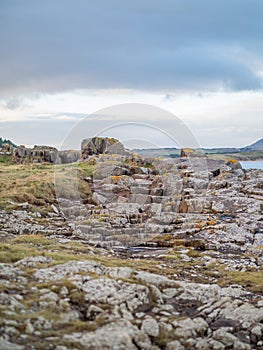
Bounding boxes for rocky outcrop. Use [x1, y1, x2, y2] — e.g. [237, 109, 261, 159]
[81, 137, 130, 160]
[1, 146, 263, 350]
[0, 243, 262, 350]
[57, 150, 81, 164]
[13, 145, 58, 163]
[12, 145, 80, 164]
[180, 148, 205, 157]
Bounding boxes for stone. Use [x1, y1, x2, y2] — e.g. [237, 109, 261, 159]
[81, 137, 130, 160]
[63, 319, 149, 350]
[58, 150, 80, 164]
[141, 317, 160, 337]
[0, 339, 24, 350]
[180, 148, 205, 158]
[174, 317, 209, 338]
[34, 260, 103, 281]
[251, 325, 262, 338]
[135, 271, 177, 287]
[51, 204, 59, 214]
[80, 278, 150, 312]
[25, 320, 34, 334]
[166, 341, 184, 350]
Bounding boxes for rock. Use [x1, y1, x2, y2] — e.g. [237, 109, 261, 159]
[181, 148, 205, 157]
[58, 150, 80, 164]
[141, 317, 160, 337]
[51, 204, 59, 215]
[212, 328, 250, 349]
[176, 282, 220, 303]
[34, 260, 104, 281]
[80, 278, 150, 312]
[174, 317, 209, 338]
[226, 159, 242, 170]
[195, 338, 225, 350]
[218, 301, 263, 327]
[81, 137, 130, 160]
[15, 256, 53, 267]
[25, 320, 34, 334]
[13, 145, 59, 164]
[135, 271, 176, 287]
[63, 319, 150, 350]
[0, 338, 24, 350]
[166, 340, 185, 350]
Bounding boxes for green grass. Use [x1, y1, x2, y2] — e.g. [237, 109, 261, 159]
[0, 155, 13, 164]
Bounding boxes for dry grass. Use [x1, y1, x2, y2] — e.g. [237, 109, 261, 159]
[219, 269, 263, 293]
[0, 162, 95, 214]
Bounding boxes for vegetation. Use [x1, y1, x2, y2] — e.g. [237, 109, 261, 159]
[0, 162, 95, 214]
[0, 137, 16, 148]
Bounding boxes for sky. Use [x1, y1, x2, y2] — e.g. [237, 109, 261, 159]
[0, 0, 262, 149]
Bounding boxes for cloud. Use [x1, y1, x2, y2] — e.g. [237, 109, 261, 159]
[0, 0, 263, 94]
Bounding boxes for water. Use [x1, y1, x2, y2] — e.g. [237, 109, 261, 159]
[240, 161, 263, 170]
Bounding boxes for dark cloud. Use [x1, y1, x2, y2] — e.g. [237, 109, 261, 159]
[0, 0, 262, 94]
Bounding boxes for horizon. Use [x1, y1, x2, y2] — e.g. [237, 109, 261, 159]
[0, 1, 263, 147]
[1, 135, 262, 151]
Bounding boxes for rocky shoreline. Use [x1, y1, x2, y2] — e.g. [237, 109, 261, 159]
[0, 139, 263, 350]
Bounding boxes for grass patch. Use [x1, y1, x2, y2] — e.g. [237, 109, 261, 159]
[219, 269, 263, 293]
[0, 243, 39, 263]
[0, 162, 95, 213]
[0, 155, 13, 164]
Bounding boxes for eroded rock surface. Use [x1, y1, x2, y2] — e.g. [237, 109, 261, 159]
[0, 153, 262, 349]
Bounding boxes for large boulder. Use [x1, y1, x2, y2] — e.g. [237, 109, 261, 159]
[58, 150, 81, 164]
[81, 137, 130, 160]
[181, 148, 205, 158]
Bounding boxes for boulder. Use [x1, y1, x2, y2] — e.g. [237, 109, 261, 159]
[81, 137, 130, 160]
[58, 150, 81, 164]
[226, 159, 242, 170]
[181, 148, 205, 158]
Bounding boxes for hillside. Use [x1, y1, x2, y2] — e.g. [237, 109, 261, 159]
[243, 138, 263, 150]
[134, 138, 263, 160]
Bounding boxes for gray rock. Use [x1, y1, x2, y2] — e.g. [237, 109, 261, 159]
[166, 341, 185, 350]
[81, 278, 150, 312]
[34, 260, 103, 281]
[0, 339, 24, 350]
[64, 319, 150, 350]
[81, 137, 130, 159]
[141, 317, 160, 337]
[174, 317, 208, 339]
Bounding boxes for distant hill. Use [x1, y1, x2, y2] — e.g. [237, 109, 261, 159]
[134, 138, 263, 159]
[243, 138, 263, 150]
[0, 137, 17, 148]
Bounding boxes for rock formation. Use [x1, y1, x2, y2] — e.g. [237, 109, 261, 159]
[81, 137, 130, 160]
[0, 137, 263, 350]
[180, 147, 205, 157]
[12, 145, 81, 164]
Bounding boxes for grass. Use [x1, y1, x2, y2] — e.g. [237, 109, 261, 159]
[0, 155, 13, 164]
[0, 162, 95, 214]
[219, 269, 263, 293]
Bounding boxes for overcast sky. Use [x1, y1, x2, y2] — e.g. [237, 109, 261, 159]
[0, 0, 262, 148]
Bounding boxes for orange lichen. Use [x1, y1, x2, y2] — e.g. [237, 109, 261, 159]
[226, 159, 238, 163]
[111, 175, 122, 183]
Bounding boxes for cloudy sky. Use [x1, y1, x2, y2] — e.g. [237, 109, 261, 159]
[0, 0, 262, 149]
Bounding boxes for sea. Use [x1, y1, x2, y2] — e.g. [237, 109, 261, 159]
[240, 161, 263, 170]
